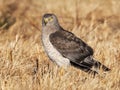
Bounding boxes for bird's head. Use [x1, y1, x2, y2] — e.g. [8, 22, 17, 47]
[42, 13, 59, 26]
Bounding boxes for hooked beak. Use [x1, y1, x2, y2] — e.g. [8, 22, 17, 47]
[44, 18, 49, 25]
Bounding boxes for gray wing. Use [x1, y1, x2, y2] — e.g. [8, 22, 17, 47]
[49, 30, 94, 63]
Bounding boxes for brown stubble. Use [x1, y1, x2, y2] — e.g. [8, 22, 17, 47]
[0, 0, 120, 90]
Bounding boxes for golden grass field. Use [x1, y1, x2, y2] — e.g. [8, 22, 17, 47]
[0, 0, 120, 90]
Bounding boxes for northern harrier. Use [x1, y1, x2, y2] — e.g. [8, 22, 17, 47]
[42, 13, 110, 75]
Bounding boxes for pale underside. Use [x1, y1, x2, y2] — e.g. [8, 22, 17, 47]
[41, 15, 110, 73]
[42, 27, 70, 67]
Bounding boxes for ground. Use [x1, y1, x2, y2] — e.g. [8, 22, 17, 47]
[0, 0, 120, 90]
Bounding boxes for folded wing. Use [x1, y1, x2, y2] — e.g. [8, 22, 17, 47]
[49, 29, 94, 64]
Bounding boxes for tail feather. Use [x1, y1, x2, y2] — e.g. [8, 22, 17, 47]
[94, 60, 110, 72]
[70, 56, 110, 75]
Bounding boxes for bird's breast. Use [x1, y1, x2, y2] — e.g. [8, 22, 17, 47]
[42, 35, 70, 67]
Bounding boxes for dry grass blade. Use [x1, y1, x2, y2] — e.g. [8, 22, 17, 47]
[0, 0, 120, 90]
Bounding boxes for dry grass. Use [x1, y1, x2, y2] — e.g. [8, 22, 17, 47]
[0, 0, 120, 90]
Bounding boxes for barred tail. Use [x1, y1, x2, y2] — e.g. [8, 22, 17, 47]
[71, 56, 110, 76]
[93, 60, 111, 72]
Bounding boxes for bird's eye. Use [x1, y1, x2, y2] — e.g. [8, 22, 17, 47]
[44, 16, 53, 24]
[48, 18, 51, 21]
[50, 16, 53, 19]
[49, 16, 53, 21]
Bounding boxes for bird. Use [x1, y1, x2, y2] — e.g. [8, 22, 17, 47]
[41, 13, 110, 75]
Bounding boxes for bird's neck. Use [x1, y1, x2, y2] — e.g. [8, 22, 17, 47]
[42, 24, 62, 37]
